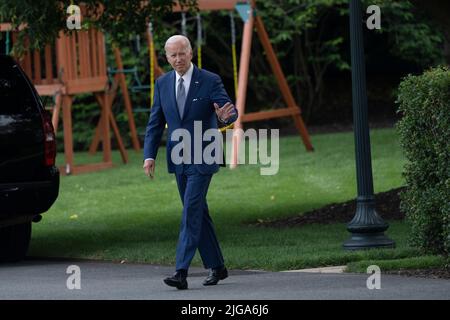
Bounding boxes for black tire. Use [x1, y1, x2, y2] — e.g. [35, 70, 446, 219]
[0, 222, 32, 262]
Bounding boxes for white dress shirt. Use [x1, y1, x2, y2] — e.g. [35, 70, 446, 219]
[145, 63, 194, 162]
[175, 62, 194, 99]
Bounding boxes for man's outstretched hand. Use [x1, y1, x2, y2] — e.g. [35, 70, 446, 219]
[214, 102, 236, 123]
[143, 159, 155, 179]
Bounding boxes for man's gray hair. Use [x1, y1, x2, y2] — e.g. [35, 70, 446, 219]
[164, 35, 192, 53]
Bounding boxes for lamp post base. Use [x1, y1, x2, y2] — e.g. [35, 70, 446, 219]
[343, 196, 396, 250]
[343, 232, 395, 250]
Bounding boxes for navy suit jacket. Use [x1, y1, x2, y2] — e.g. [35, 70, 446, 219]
[143, 65, 238, 175]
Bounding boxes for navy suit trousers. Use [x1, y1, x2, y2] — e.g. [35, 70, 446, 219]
[174, 164, 224, 271]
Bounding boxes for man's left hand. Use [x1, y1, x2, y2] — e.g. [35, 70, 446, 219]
[214, 102, 236, 123]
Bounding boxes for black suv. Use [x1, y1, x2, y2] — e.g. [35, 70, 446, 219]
[0, 55, 59, 262]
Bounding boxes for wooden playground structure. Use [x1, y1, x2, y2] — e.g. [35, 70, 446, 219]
[0, 22, 131, 175]
[1, 0, 313, 175]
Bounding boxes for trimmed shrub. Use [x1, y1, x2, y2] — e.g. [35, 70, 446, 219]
[396, 66, 450, 255]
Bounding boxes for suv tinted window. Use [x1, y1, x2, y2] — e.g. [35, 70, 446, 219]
[0, 60, 39, 115]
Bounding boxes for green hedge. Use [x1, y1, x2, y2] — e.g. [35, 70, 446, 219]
[396, 66, 450, 255]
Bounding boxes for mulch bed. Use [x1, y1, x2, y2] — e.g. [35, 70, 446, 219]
[253, 187, 405, 228]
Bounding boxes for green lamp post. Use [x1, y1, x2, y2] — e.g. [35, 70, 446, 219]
[343, 0, 395, 250]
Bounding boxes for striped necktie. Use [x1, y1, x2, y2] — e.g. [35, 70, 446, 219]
[177, 77, 186, 118]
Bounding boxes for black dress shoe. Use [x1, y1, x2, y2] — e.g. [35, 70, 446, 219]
[163, 272, 188, 290]
[203, 267, 228, 286]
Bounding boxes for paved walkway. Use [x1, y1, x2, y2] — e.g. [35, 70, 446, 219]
[0, 258, 449, 300]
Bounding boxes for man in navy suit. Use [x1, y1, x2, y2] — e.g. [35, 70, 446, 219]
[143, 35, 238, 290]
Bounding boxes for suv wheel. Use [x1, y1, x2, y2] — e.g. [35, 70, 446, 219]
[0, 222, 32, 262]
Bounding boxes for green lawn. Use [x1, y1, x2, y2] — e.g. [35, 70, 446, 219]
[30, 127, 423, 270]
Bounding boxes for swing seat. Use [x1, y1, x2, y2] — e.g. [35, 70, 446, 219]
[131, 84, 151, 92]
[107, 66, 151, 93]
[133, 106, 151, 113]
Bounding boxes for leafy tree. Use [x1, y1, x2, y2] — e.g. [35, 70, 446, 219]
[0, 0, 197, 55]
[372, 0, 445, 67]
[249, 0, 445, 121]
[252, 0, 349, 122]
[409, 0, 450, 64]
[0, 0, 446, 129]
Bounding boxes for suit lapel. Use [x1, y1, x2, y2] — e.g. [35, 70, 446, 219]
[182, 66, 201, 121]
